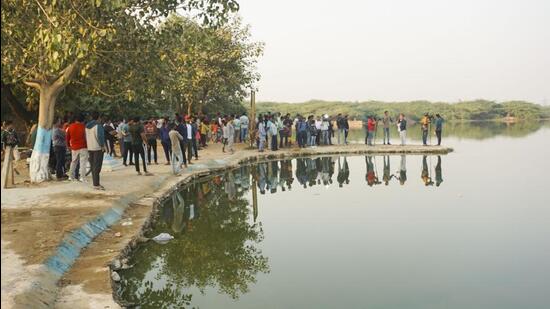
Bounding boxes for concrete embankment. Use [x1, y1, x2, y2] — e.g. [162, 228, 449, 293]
[1, 143, 452, 308]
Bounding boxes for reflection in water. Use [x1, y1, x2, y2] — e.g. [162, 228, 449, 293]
[119, 155, 446, 308]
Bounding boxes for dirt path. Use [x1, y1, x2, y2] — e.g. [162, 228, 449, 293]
[1, 142, 452, 308]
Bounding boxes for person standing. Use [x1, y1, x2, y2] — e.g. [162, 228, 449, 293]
[382, 111, 392, 145]
[233, 114, 241, 143]
[159, 119, 171, 165]
[336, 113, 344, 145]
[227, 117, 235, 154]
[420, 113, 431, 146]
[103, 120, 117, 157]
[66, 114, 88, 182]
[169, 123, 185, 174]
[199, 118, 209, 147]
[343, 115, 350, 144]
[175, 117, 188, 165]
[269, 116, 278, 151]
[183, 116, 195, 161]
[222, 120, 229, 153]
[366, 116, 376, 146]
[240, 113, 249, 143]
[119, 119, 133, 166]
[434, 114, 444, 146]
[283, 114, 293, 147]
[296, 116, 308, 148]
[85, 112, 106, 190]
[129, 117, 151, 175]
[308, 117, 317, 147]
[145, 119, 159, 164]
[321, 115, 329, 145]
[191, 116, 199, 159]
[258, 117, 267, 152]
[52, 119, 68, 180]
[398, 114, 407, 146]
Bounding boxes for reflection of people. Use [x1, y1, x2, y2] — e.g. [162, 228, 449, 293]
[337, 157, 350, 187]
[321, 157, 333, 186]
[382, 156, 394, 185]
[365, 156, 380, 186]
[257, 162, 267, 194]
[421, 156, 434, 186]
[435, 156, 443, 187]
[395, 155, 407, 185]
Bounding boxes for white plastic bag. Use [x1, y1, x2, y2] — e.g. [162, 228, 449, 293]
[152, 233, 174, 244]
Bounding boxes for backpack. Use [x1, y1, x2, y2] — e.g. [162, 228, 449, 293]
[4, 130, 18, 146]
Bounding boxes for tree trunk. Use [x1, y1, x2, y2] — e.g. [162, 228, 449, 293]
[187, 102, 193, 116]
[25, 60, 78, 183]
[28, 85, 58, 182]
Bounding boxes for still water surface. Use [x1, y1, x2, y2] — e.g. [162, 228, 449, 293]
[118, 122, 550, 308]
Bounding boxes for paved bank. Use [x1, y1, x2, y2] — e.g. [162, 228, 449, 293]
[1, 143, 452, 308]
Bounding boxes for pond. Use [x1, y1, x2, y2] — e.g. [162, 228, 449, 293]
[117, 122, 550, 309]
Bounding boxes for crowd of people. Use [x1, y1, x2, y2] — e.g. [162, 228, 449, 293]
[1, 110, 445, 190]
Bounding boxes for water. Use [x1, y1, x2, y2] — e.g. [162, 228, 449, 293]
[118, 122, 550, 309]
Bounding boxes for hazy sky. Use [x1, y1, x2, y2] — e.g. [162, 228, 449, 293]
[237, 0, 550, 104]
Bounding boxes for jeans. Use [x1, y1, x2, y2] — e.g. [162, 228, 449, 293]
[123, 141, 133, 164]
[344, 129, 349, 144]
[69, 148, 88, 180]
[422, 129, 428, 145]
[271, 135, 278, 150]
[88, 150, 103, 186]
[161, 140, 171, 163]
[132, 144, 147, 173]
[366, 131, 374, 145]
[179, 141, 188, 164]
[400, 130, 407, 145]
[279, 131, 285, 148]
[106, 138, 116, 157]
[192, 139, 198, 159]
[147, 139, 157, 163]
[436, 130, 442, 145]
[383, 128, 390, 144]
[54, 146, 66, 178]
[322, 130, 329, 145]
[309, 135, 317, 146]
[338, 128, 345, 144]
[241, 127, 248, 142]
[298, 131, 307, 147]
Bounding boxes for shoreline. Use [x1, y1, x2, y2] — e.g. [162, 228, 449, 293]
[1, 143, 452, 308]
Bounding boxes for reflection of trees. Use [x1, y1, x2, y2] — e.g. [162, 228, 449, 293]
[119, 173, 269, 308]
[346, 120, 547, 142]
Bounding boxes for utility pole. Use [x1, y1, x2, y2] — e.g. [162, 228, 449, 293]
[249, 90, 256, 148]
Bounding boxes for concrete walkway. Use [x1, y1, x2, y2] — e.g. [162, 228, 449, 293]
[1, 143, 452, 308]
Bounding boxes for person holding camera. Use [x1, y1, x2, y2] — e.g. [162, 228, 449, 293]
[420, 113, 431, 146]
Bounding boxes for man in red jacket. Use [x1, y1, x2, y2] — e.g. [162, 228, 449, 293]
[66, 113, 88, 181]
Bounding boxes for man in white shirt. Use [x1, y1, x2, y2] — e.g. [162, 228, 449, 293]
[239, 113, 249, 143]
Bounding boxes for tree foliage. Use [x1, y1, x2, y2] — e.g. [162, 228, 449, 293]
[256, 100, 549, 121]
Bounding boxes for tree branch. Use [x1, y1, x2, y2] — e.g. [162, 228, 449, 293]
[51, 59, 79, 93]
[23, 79, 42, 90]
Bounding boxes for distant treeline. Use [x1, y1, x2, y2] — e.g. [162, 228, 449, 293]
[255, 100, 550, 121]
